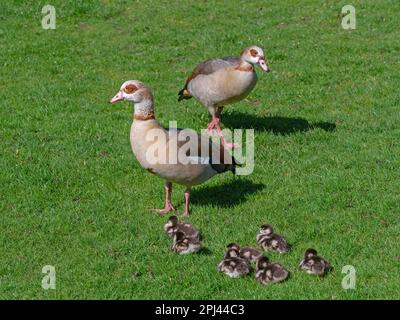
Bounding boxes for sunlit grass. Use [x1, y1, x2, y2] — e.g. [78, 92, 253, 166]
[0, 0, 399, 299]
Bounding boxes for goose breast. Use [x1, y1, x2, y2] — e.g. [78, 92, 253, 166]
[130, 123, 233, 187]
[188, 67, 257, 107]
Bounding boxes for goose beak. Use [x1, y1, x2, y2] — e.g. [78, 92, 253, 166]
[258, 58, 269, 72]
[110, 90, 124, 104]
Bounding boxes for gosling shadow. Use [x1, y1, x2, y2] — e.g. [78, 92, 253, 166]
[222, 111, 336, 135]
[191, 179, 265, 208]
[197, 247, 212, 255]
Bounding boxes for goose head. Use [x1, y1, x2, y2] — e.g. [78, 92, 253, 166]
[241, 46, 269, 72]
[110, 80, 151, 103]
[110, 80, 154, 119]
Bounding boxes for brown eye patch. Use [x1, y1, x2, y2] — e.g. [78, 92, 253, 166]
[250, 49, 258, 57]
[124, 84, 138, 94]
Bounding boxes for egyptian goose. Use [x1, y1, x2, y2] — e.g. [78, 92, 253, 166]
[171, 231, 202, 254]
[217, 248, 250, 278]
[164, 215, 200, 240]
[255, 256, 289, 285]
[298, 248, 331, 276]
[110, 80, 239, 216]
[226, 243, 262, 263]
[178, 46, 269, 148]
[256, 224, 290, 253]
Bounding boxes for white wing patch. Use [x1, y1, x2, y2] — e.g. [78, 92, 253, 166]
[187, 156, 210, 164]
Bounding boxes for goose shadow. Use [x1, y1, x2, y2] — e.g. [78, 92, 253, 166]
[191, 179, 265, 208]
[221, 111, 336, 135]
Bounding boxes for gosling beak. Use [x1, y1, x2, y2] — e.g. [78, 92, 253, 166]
[258, 58, 269, 72]
[110, 90, 124, 104]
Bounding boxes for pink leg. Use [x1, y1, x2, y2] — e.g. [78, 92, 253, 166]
[207, 107, 223, 133]
[183, 188, 191, 216]
[152, 182, 176, 215]
[207, 115, 220, 133]
[206, 108, 239, 149]
[213, 118, 240, 149]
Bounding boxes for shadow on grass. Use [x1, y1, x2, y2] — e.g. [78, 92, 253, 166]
[192, 179, 265, 208]
[197, 247, 212, 255]
[221, 111, 336, 135]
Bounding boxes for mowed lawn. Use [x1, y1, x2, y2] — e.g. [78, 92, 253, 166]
[1, 0, 399, 299]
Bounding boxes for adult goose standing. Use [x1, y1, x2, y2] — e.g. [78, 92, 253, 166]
[178, 46, 269, 148]
[110, 80, 239, 216]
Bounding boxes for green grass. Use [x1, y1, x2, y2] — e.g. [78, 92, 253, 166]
[1, 0, 399, 299]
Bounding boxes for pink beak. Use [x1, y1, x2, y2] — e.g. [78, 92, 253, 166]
[258, 58, 269, 72]
[110, 90, 124, 104]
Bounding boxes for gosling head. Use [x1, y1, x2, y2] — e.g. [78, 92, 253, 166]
[259, 224, 274, 235]
[304, 248, 318, 259]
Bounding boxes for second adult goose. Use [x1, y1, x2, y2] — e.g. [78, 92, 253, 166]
[178, 46, 269, 148]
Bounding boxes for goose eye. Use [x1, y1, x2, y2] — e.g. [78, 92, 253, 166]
[124, 84, 138, 94]
[250, 49, 258, 57]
